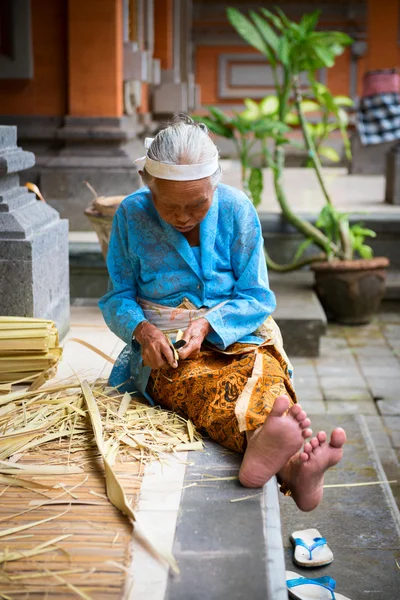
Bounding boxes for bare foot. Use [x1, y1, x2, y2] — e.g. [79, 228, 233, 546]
[279, 428, 346, 512]
[239, 396, 312, 488]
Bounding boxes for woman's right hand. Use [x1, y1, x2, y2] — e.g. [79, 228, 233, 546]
[134, 321, 178, 370]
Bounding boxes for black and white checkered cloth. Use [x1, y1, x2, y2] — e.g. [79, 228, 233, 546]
[356, 92, 400, 145]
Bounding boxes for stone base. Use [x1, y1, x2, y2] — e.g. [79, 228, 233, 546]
[0, 125, 70, 338]
[0, 219, 70, 338]
[1, 116, 143, 231]
[350, 132, 397, 175]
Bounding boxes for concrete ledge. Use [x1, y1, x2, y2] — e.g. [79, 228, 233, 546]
[271, 272, 327, 358]
[260, 212, 400, 269]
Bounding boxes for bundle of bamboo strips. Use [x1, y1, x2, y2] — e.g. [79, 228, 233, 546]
[0, 317, 62, 383]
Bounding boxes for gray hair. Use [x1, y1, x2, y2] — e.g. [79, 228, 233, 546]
[141, 115, 222, 188]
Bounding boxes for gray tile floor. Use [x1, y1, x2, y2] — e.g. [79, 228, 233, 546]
[281, 303, 400, 600]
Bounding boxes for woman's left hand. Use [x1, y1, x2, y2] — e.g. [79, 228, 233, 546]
[178, 318, 212, 360]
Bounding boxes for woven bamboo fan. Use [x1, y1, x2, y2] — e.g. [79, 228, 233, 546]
[84, 182, 125, 259]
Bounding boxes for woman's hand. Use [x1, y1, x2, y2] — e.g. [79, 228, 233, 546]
[178, 318, 212, 360]
[134, 321, 178, 370]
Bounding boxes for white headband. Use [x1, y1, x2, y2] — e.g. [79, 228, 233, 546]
[135, 137, 220, 181]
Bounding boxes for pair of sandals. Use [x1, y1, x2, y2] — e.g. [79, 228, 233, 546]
[287, 528, 350, 600]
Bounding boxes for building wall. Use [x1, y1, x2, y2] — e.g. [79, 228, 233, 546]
[0, 0, 68, 116]
[192, 0, 381, 107]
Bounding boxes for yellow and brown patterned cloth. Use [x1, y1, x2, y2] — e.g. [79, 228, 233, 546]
[148, 341, 296, 453]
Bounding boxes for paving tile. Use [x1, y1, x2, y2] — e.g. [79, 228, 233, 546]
[319, 337, 349, 352]
[166, 552, 267, 600]
[322, 382, 372, 402]
[382, 416, 400, 447]
[290, 358, 315, 369]
[320, 375, 367, 388]
[377, 399, 400, 415]
[351, 346, 397, 359]
[382, 323, 400, 340]
[297, 400, 326, 414]
[291, 366, 317, 379]
[326, 401, 377, 415]
[358, 365, 400, 378]
[363, 416, 397, 449]
[366, 377, 400, 399]
[284, 547, 400, 600]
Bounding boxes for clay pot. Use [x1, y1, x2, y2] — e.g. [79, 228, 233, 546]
[311, 257, 390, 325]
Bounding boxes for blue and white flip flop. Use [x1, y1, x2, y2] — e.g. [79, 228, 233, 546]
[286, 571, 351, 600]
[291, 528, 333, 567]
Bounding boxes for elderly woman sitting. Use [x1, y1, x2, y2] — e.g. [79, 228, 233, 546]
[99, 116, 346, 511]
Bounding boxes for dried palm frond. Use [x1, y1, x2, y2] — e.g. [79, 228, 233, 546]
[0, 376, 203, 573]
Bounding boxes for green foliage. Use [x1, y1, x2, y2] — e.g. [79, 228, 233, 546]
[228, 5, 353, 76]
[223, 4, 374, 267]
[193, 106, 289, 205]
[248, 168, 263, 208]
[315, 205, 376, 260]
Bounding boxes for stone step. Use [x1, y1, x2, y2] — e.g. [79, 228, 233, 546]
[386, 270, 400, 300]
[270, 271, 327, 358]
[165, 440, 287, 600]
[260, 212, 400, 270]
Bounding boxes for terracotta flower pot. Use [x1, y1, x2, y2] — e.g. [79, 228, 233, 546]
[311, 257, 390, 325]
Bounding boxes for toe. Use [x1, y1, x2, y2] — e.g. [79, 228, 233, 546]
[302, 427, 313, 439]
[304, 441, 312, 454]
[270, 395, 291, 416]
[300, 417, 311, 430]
[317, 431, 327, 444]
[295, 410, 307, 423]
[330, 427, 347, 448]
[289, 404, 303, 418]
[300, 451, 309, 462]
[311, 437, 319, 449]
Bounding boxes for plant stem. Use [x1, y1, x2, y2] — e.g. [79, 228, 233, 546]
[264, 247, 327, 272]
[293, 78, 332, 206]
[294, 77, 353, 260]
[273, 145, 342, 255]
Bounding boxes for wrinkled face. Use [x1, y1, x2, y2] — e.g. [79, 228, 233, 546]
[146, 176, 214, 233]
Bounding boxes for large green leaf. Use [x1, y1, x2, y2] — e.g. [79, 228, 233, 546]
[278, 36, 290, 66]
[350, 224, 376, 238]
[300, 100, 320, 113]
[253, 119, 289, 137]
[318, 145, 340, 162]
[260, 8, 286, 32]
[312, 32, 353, 47]
[336, 107, 349, 126]
[333, 95, 354, 107]
[313, 45, 335, 68]
[299, 10, 320, 35]
[250, 10, 279, 53]
[274, 6, 292, 29]
[293, 237, 314, 262]
[285, 112, 300, 125]
[243, 98, 260, 114]
[248, 167, 263, 207]
[259, 95, 279, 115]
[194, 116, 234, 139]
[208, 106, 231, 125]
[227, 8, 268, 55]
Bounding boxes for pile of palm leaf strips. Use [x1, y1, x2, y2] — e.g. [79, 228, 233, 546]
[0, 376, 203, 574]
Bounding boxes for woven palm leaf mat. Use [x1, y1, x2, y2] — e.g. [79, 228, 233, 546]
[0, 451, 142, 598]
[0, 379, 202, 599]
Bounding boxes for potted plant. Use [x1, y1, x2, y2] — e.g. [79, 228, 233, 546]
[197, 6, 389, 325]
